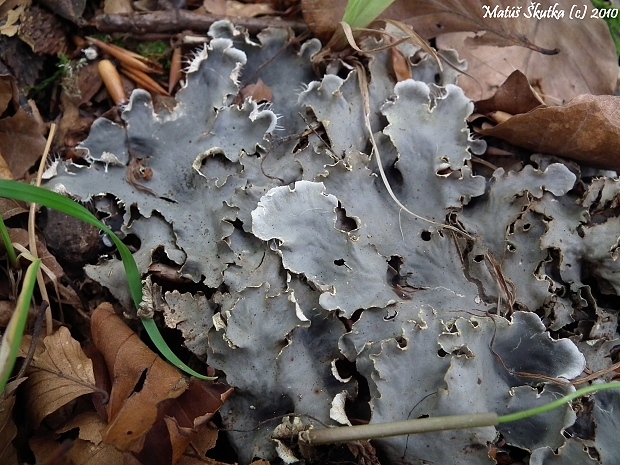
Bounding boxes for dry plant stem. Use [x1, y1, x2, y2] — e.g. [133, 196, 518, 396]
[301, 413, 498, 445]
[94, 11, 308, 35]
[29, 123, 57, 336]
[355, 64, 472, 240]
[572, 361, 620, 385]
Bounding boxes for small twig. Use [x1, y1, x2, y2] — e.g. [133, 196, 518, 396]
[93, 11, 308, 35]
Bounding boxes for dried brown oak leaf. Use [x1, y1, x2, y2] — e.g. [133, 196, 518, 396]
[91, 303, 188, 452]
[24, 326, 96, 428]
[131, 378, 233, 465]
[0, 75, 46, 179]
[478, 94, 620, 171]
[475, 70, 544, 116]
[303, 0, 560, 52]
[56, 412, 126, 464]
[436, 0, 616, 102]
[0, 396, 18, 464]
[239, 78, 273, 104]
[303, 0, 616, 103]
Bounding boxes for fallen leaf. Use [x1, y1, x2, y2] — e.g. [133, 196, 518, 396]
[0, 197, 27, 219]
[188, 426, 218, 458]
[301, 0, 347, 41]
[29, 433, 76, 465]
[25, 326, 97, 428]
[478, 94, 620, 171]
[388, 0, 557, 50]
[134, 379, 233, 464]
[435, 0, 617, 102]
[0, 153, 12, 180]
[239, 78, 273, 103]
[67, 438, 126, 465]
[91, 303, 188, 452]
[18, 5, 68, 55]
[203, 0, 274, 17]
[391, 47, 411, 82]
[0, 36, 46, 90]
[0, 74, 46, 179]
[0, 396, 17, 464]
[475, 70, 544, 115]
[103, 0, 133, 15]
[58, 92, 96, 150]
[38, 0, 87, 24]
[0, 72, 18, 112]
[202, 0, 226, 15]
[7, 227, 65, 280]
[0, 4, 25, 37]
[59, 412, 127, 464]
[303, 0, 561, 52]
[302, 0, 616, 103]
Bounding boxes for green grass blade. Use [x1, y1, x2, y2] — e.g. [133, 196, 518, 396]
[343, 0, 396, 28]
[0, 180, 213, 380]
[0, 215, 17, 268]
[142, 318, 216, 380]
[498, 382, 620, 424]
[0, 259, 40, 394]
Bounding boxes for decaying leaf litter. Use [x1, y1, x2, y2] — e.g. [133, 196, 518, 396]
[1, 0, 620, 464]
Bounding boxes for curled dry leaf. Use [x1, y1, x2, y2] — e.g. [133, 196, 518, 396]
[91, 303, 188, 452]
[475, 70, 544, 116]
[132, 378, 233, 465]
[24, 326, 96, 428]
[478, 94, 620, 171]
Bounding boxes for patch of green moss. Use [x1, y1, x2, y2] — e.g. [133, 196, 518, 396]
[136, 41, 171, 70]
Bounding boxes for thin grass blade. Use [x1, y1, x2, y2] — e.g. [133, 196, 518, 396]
[0, 259, 40, 394]
[0, 216, 17, 267]
[343, 0, 396, 28]
[0, 180, 213, 380]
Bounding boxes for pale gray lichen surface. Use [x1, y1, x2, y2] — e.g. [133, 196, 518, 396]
[45, 21, 619, 465]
